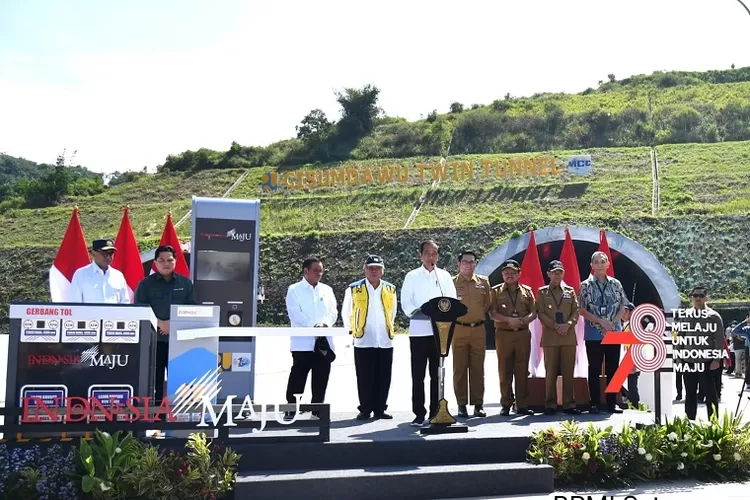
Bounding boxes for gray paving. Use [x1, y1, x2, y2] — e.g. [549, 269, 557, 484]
[447, 479, 750, 499]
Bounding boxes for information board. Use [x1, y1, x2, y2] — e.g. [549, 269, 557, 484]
[7, 303, 155, 423]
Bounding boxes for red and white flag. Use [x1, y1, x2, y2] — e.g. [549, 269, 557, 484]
[50, 207, 91, 302]
[591, 229, 615, 277]
[518, 230, 546, 377]
[151, 212, 190, 277]
[111, 207, 144, 302]
[559, 227, 588, 377]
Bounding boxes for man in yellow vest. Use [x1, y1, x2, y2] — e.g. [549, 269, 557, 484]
[342, 255, 398, 420]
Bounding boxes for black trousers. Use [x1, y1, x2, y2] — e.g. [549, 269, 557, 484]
[155, 341, 169, 403]
[684, 364, 718, 420]
[354, 347, 393, 414]
[713, 362, 722, 398]
[585, 340, 620, 408]
[676, 371, 683, 397]
[285, 351, 331, 404]
[627, 372, 640, 406]
[410, 336, 439, 419]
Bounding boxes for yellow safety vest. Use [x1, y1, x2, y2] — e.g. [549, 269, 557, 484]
[623, 322, 632, 350]
[349, 279, 396, 339]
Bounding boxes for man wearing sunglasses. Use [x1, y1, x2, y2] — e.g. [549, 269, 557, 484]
[681, 286, 724, 421]
[69, 239, 131, 304]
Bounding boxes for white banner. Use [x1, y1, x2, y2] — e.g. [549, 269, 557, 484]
[567, 155, 592, 175]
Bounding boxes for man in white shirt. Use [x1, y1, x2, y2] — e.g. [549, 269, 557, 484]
[69, 239, 130, 304]
[342, 255, 398, 421]
[400, 240, 457, 426]
[285, 257, 339, 417]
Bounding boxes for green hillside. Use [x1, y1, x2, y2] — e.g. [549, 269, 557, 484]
[1, 66, 750, 334]
[158, 67, 750, 170]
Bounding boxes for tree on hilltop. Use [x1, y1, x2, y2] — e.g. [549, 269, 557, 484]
[335, 84, 381, 141]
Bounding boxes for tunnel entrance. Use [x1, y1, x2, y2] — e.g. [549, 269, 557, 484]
[486, 240, 661, 308]
[477, 226, 680, 348]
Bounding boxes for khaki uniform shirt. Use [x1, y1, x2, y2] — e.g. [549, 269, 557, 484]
[453, 273, 491, 324]
[491, 283, 536, 331]
[537, 284, 579, 346]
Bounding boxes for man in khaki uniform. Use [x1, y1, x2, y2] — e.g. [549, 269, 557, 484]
[452, 250, 492, 418]
[490, 259, 537, 416]
[537, 260, 581, 416]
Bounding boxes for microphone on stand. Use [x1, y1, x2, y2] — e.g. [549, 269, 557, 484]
[428, 261, 444, 295]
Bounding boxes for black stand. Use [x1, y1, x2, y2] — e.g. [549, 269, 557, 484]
[735, 377, 749, 418]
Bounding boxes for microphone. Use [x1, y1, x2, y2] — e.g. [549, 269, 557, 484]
[428, 261, 444, 295]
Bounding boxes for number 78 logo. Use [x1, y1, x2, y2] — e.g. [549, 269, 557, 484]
[601, 303, 667, 393]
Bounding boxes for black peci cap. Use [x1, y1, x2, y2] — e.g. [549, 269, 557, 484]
[500, 259, 520, 271]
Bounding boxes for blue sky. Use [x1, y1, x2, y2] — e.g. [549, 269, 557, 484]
[1, 0, 749, 173]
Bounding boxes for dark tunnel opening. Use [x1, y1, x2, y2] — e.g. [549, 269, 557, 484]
[486, 240, 662, 308]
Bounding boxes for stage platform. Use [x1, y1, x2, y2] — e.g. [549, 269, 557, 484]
[232, 407, 654, 443]
[229, 409, 654, 500]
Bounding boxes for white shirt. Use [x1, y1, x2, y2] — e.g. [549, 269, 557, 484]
[341, 279, 398, 349]
[400, 265, 457, 336]
[286, 277, 339, 352]
[69, 263, 130, 304]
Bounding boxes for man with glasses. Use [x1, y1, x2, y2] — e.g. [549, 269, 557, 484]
[70, 239, 130, 304]
[578, 251, 628, 414]
[134, 245, 197, 403]
[452, 250, 491, 418]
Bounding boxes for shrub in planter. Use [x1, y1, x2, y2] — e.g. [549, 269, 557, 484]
[0, 444, 79, 499]
[72, 430, 240, 499]
[527, 412, 750, 487]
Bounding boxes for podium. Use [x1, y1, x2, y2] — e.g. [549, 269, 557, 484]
[166, 305, 222, 437]
[418, 297, 469, 435]
[166, 311, 348, 436]
[6, 302, 156, 435]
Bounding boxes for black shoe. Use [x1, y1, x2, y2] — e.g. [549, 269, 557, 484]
[608, 406, 623, 414]
[500, 407, 510, 416]
[473, 405, 486, 418]
[356, 412, 371, 420]
[516, 408, 534, 416]
[544, 408, 556, 415]
[589, 405, 600, 414]
[675, 395, 682, 401]
[374, 412, 393, 419]
[283, 411, 296, 421]
[457, 405, 469, 418]
[564, 408, 582, 415]
[410, 416, 425, 427]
